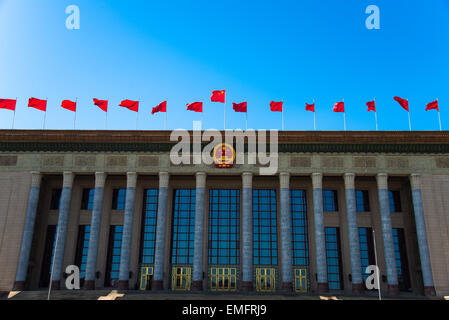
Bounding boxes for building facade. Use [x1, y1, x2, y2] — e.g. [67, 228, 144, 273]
[1, 130, 449, 296]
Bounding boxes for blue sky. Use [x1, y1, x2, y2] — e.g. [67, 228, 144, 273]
[0, 0, 448, 131]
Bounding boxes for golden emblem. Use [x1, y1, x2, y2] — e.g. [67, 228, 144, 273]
[212, 143, 235, 168]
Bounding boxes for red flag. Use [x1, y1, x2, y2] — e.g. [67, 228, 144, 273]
[211, 90, 226, 103]
[61, 100, 76, 112]
[28, 98, 47, 112]
[366, 101, 376, 112]
[394, 96, 409, 111]
[119, 100, 139, 112]
[232, 102, 247, 113]
[270, 101, 283, 112]
[333, 101, 345, 113]
[305, 103, 315, 112]
[426, 100, 439, 112]
[152, 101, 167, 115]
[0, 99, 17, 111]
[93, 99, 108, 112]
[187, 102, 203, 112]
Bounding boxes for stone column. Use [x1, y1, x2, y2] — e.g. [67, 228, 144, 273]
[84, 172, 107, 290]
[152, 172, 170, 290]
[312, 173, 328, 293]
[376, 173, 399, 295]
[279, 172, 293, 292]
[409, 174, 436, 296]
[192, 172, 207, 291]
[241, 172, 253, 291]
[51, 171, 75, 290]
[118, 172, 138, 290]
[343, 173, 363, 294]
[13, 172, 43, 291]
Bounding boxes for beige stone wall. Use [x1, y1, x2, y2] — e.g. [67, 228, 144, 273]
[421, 175, 449, 296]
[0, 172, 32, 291]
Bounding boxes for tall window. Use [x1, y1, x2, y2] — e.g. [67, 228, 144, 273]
[325, 227, 343, 290]
[323, 190, 338, 212]
[75, 225, 91, 280]
[105, 225, 123, 287]
[112, 189, 126, 210]
[392, 228, 411, 292]
[39, 225, 57, 287]
[253, 189, 277, 265]
[358, 227, 375, 284]
[171, 189, 196, 265]
[50, 189, 62, 210]
[81, 188, 95, 210]
[389, 190, 402, 212]
[208, 189, 240, 265]
[356, 190, 370, 212]
[290, 190, 308, 266]
[139, 189, 158, 265]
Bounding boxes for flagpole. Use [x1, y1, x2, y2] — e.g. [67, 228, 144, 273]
[164, 111, 167, 130]
[136, 99, 140, 130]
[313, 98, 316, 131]
[437, 98, 442, 131]
[343, 98, 346, 131]
[246, 112, 248, 130]
[105, 111, 108, 130]
[282, 101, 284, 131]
[74, 98, 77, 130]
[374, 98, 378, 131]
[224, 102, 226, 130]
[12, 97, 17, 130]
[43, 98, 48, 130]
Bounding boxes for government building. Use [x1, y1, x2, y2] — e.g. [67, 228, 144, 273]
[0, 130, 448, 297]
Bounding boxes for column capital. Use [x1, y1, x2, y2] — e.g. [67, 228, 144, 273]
[159, 172, 170, 188]
[279, 172, 290, 189]
[30, 171, 42, 187]
[95, 172, 107, 188]
[242, 172, 253, 189]
[62, 171, 75, 188]
[410, 173, 421, 190]
[376, 173, 388, 189]
[343, 172, 356, 189]
[126, 172, 137, 188]
[195, 172, 207, 188]
[311, 173, 323, 189]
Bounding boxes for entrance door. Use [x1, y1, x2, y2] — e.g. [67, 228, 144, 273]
[210, 267, 237, 291]
[256, 268, 276, 292]
[171, 267, 191, 291]
[294, 268, 308, 292]
[139, 267, 154, 290]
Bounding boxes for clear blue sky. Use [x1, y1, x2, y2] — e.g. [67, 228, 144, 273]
[0, 0, 448, 131]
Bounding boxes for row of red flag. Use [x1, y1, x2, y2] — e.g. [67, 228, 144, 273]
[0, 93, 440, 115]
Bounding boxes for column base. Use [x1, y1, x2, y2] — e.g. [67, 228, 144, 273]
[317, 282, 329, 294]
[151, 280, 164, 291]
[240, 281, 253, 292]
[118, 280, 129, 291]
[281, 282, 293, 292]
[83, 280, 96, 290]
[51, 280, 60, 290]
[191, 280, 203, 291]
[352, 283, 364, 295]
[12, 281, 25, 291]
[387, 284, 400, 295]
[424, 286, 436, 297]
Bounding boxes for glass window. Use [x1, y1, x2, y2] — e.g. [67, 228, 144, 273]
[112, 189, 126, 210]
[325, 227, 343, 290]
[290, 190, 308, 266]
[171, 189, 196, 265]
[105, 225, 123, 287]
[356, 190, 370, 212]
[139, 189, 158, 265]
[253, 189, 277, 265]
[392, 228, 411, 292]
[39, 225, 58, 287]
[323, 190, 338, 212]
[208, 189, 240, 265]
[81, 188, 95, 210]
[50, 188, 62, 210]
[75, 225, 91, 280]
[358, 227, 375, 284]
[389, 191, 402, 213]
